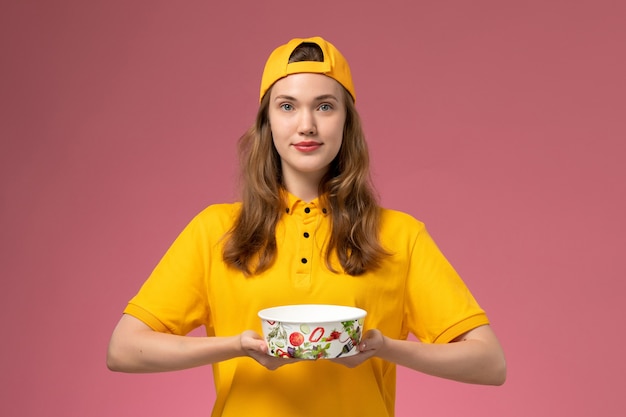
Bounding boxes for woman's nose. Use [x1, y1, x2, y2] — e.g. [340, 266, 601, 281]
[297, 111, 317, 136]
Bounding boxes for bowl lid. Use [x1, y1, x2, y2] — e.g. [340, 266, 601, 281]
[258, 304, 366, 323]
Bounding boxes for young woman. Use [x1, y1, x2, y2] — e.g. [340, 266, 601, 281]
[108, 36, 506, 416]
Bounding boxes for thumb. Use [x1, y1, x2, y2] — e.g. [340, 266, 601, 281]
[359, 329, 382, 351]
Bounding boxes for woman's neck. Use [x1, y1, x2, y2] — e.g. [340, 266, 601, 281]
[282, 172, 323, 203]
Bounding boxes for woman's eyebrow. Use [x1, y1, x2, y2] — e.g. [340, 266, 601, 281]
[274, 94, 297, 102]
[273, 94, 339, 102]
[314, 94, 339, 102]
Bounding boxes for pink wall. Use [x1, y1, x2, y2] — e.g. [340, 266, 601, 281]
[2, 1, 624, 416]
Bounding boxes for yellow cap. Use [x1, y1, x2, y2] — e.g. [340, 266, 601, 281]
[259, 37, 356, 102]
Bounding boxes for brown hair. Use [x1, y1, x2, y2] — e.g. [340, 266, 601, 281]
[223, 43, 389, 275]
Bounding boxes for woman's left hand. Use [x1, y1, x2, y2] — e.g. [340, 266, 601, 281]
[330, 329, 385, 368]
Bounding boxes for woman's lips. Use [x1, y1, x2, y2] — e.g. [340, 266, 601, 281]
[293, 141, 322, 152]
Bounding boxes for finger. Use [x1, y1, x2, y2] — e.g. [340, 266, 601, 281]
[359, 329, 382, 351]
[359, 336, 374, 351]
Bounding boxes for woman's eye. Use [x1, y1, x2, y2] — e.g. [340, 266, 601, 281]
[318, 104, 332, 111]
[280, 103, 293, 111]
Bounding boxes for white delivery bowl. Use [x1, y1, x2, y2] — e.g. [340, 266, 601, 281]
[258, 304, 366, 360]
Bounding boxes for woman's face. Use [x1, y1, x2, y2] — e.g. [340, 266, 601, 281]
[268, 73, 346, 190]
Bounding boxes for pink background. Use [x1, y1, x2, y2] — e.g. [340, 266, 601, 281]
[1, 1, 624, 416]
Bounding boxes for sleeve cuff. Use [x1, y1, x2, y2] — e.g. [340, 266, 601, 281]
[123, 303, 172, 333]
[433, 313, 490, 344]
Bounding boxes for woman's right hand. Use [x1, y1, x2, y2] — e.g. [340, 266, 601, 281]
[239, 330, 301, 370]
[107, 315, 300, 373]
